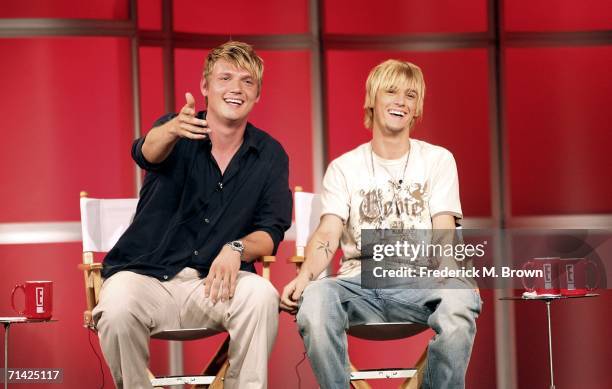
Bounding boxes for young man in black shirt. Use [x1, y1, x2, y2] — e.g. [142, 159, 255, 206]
[93, 41, 292, 389]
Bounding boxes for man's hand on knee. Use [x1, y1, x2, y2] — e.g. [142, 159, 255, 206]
[280, 272, 311, 314]
[204, 246, 241, 304]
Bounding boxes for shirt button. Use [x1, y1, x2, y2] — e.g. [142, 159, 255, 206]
[194, 250, 199, 256]
[163, 275, 169, 280]
[204, 218, 210, 224]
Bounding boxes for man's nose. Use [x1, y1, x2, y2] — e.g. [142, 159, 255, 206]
[228, 78, 242, 93]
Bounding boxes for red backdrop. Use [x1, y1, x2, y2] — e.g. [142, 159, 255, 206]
[1, 1, 611, 388]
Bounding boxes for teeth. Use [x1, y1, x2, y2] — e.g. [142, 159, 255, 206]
[225, 98, 243, 105]
[389, 110, 405, 117]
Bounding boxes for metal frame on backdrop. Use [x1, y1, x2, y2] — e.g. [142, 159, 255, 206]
[487, 0, 518, 387]
[1, 1, 612, 387]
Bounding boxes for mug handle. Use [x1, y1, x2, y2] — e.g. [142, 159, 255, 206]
[521, 261, 535, 291]
[11, 284, 26, 315]
[586, 260, 600, 291]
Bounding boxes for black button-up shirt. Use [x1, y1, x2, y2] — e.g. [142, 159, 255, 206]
[102, 112, 292, 280]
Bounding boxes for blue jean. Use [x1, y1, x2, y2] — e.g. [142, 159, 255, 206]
[296, 276, 482, 389]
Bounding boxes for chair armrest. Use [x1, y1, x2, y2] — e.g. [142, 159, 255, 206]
[287, 256, 305, 273]
[79, 262, 103, 329]
[78, 263, 103, 271]
[288, 255, 305, 264]
[258, 256, 276, 263]
[255, 256, 275, 280]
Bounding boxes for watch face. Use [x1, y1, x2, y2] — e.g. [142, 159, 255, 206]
[231, 241, 244, 251]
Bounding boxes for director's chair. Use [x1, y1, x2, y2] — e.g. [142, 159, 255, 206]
[289, 187, 429, 389]
[78, 191, 275, 388]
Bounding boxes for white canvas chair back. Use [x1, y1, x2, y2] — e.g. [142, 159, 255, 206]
[294, 191, 323, 257]
[80, 197, 139, 258]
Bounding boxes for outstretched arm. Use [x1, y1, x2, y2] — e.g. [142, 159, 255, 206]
[142, 92, 210, 164]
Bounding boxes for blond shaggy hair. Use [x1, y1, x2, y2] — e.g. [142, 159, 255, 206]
[363, 59, 426, 129]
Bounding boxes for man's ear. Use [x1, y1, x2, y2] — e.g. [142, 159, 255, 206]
[200, 76, 208, 98]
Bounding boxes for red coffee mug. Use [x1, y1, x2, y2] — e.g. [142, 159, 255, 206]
[559, 258, 598, 296]
[11, 281, 53, 319]
[521, 257, 561, 295]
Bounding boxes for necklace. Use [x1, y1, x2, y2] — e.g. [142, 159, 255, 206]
[367, 142, 411, 231]
[370, 142, 410, 186]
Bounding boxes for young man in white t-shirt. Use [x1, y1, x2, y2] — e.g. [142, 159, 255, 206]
[280, 59, 482, 389]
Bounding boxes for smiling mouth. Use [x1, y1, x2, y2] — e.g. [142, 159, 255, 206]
[388, 109, 406, 118]
[224, 98, 244, 107]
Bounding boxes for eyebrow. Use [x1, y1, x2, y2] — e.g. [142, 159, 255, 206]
[384, 85, 418, 94]
[217, 71, 255, 80]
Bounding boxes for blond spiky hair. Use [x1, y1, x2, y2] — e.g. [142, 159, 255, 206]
[204, 41, 264, 95]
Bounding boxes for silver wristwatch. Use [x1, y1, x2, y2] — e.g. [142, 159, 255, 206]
[225, 240, 245, 258]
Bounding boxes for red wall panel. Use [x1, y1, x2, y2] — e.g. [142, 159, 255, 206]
[0, 38, 136, 223]
[324, 0, 488, 34]
[137, 0, 162, 30]
[505, 0, 612, 32]
[466, 288, 496, 389]
[138, 46, 165, 134]
[173, 48, 314, 192]
[326, 49, 492, 217]
[0, 0, 129, 20]
[173, 48, 208, 114]
[506, 46, 612, 216]
[173, 0, 309, 34]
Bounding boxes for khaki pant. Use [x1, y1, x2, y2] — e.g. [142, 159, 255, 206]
[92, 268, 279, 389]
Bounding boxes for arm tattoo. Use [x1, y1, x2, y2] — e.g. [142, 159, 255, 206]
[316, 240, 333, 260]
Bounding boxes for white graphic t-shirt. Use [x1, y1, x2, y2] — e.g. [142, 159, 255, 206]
[321, 139, 462, 277]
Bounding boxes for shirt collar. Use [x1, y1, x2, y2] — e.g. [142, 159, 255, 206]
[243, 123, 261, 153]
[198, 111, 260, 154]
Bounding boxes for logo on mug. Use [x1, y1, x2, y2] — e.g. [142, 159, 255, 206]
[566, 264, 575, 290]
[543, 263, 552, 289]
[36, 287, 44, 313]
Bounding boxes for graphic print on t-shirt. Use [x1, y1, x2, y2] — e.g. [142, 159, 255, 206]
[320, 140, 462, 276]
[354, 178, 432, 251]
